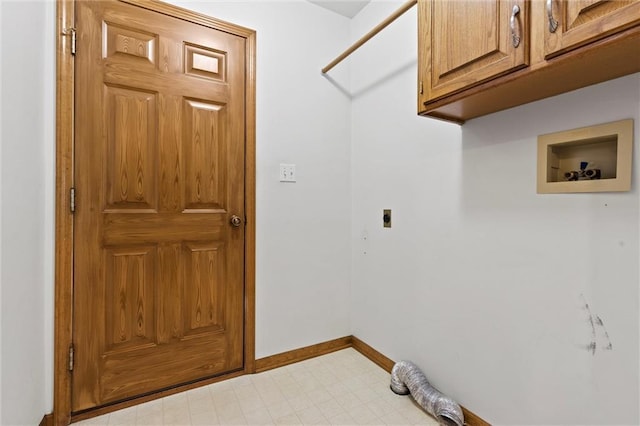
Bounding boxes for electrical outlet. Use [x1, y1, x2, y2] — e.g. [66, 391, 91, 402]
[383, 209, 391, 228]
[279, 164, 296, 182]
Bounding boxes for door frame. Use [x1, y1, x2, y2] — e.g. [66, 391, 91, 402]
[54, 1, 256, 423]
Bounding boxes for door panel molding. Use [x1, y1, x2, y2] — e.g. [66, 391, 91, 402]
[54, 1, 255, 423]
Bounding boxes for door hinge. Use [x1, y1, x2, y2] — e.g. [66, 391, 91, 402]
[64, 27, 77, 55]
[419, 80, 424, 95]
[70, 187, 75, 213]
[68, 344, 75, 372]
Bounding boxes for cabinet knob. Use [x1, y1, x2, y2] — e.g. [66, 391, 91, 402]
[510, 5, 521, 48]
[546, 0, 559, 33]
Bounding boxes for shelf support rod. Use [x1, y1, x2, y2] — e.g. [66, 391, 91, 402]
[321, 0, 418, 74]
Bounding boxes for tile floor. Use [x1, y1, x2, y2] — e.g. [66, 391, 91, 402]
[74, 348, 439, 426]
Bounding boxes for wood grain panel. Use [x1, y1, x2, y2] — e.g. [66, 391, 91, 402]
[160, 38, 183, 73]
[105, 84, 157, 210]
[120, 0, 256, 38]
[424, 0, 528, 100]
[433, 0, 499, 77]
[158, 94, 182, 212]
[100, 333, 229, 403]
[566, 0, 632, 29]
[183, 98, 227, 210]
[544, 0, 640, 57]
[462, 407, 492, 426]
[39, 413, 54, 426]
[103, 21, 157, 66]
[157, 243, 182, 344]
[103, 213, 223, 245]
[185, 43, 226, 81]
[255, 336, 352, 373]
[104, 63, 229, 102]
[183, 242, 225, 337]
[54, 0, 75, 422]
[104, 247, 156, 353]
[350, 336, 394, 372]
[244, 30, 257, 376]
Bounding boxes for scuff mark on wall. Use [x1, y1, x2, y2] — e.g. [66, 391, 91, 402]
[581, 294, 613, 355]
[594, 315, 613, 350]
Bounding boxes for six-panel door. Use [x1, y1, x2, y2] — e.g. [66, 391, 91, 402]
[73, 0, 246, 411]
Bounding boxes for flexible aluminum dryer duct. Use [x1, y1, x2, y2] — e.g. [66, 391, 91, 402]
[390, 360, 464, 426]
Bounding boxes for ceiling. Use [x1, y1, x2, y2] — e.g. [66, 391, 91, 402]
[307, 0, 371, 18]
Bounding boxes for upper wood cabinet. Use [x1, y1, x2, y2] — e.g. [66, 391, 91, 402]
[544, 0, 640, 57]
[425, 0, 528, 100]
[418, 0, 640, 123]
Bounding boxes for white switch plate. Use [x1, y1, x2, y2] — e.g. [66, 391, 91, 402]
[279, 163, 296, 182]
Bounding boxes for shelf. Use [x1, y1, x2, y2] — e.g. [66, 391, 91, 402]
[537, 119, 633, 194]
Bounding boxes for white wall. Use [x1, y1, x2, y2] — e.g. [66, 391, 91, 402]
[0, 0, 4, 421]
[43, 0, 56, 415]
[0, 1, 50, 424]
[350, 2, 640, 424]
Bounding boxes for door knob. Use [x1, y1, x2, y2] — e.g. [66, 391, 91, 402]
[230, 215, 242, 227]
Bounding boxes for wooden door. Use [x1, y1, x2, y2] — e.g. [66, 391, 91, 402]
[544, 0, 640, 58]
[419, 0, 528, 103]
[73, 0, 247, 411]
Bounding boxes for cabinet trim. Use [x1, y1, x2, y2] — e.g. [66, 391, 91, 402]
[419, 25, 640, 123]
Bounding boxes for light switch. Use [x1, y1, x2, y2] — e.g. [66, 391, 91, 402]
[279, 164, 296, 182]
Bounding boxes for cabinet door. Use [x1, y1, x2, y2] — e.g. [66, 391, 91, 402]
[544, 0, 640, 58]
[420, 0, 528, 102]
